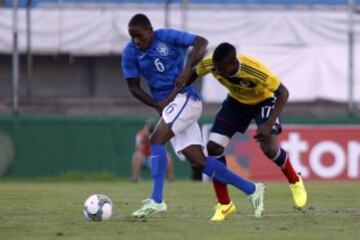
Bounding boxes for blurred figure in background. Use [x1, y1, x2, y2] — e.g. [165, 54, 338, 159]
[0, 130, 14, 176]
[132, 119, 174, 182]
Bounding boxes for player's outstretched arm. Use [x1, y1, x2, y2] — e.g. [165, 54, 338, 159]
[267, 83, 289, 125]
[127, 78, 162, 114]
[159, 37, 207, 108]
[185, 36, 208, 71]
[163, 68, 200, 108]
[179, 68, 199, 88]
[176, 36, 208, 87]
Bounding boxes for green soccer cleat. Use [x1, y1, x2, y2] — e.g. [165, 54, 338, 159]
[248, 183, 265, 218]
[132, 198, 167, 218]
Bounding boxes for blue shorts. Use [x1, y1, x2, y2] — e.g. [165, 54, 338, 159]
[211, 96, 282, 138]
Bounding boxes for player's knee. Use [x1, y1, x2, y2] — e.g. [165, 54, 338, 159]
[133, 152, 143, 161]
[193, 162, 204, 172]
[207, 141, 225, 156]
[187, 158, 205, 171]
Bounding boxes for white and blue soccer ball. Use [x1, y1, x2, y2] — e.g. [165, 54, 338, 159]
[83, 194, 113, 221]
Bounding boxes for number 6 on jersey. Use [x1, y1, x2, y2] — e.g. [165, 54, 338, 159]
[154, 58, 165, 72]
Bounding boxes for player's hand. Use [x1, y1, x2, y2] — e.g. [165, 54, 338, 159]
[254, 123, 273, 142]
[156, 100, 167, 115]
[156, 87, 181, 115]
[158, 100, 170, 112]
[157, 93, 176, 115]
[175, 71, 190, 90]
[155, 98, 171, 115]
[175, 78, 186, 90]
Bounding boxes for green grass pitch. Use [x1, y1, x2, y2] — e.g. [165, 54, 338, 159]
[0, 180, 359, 240]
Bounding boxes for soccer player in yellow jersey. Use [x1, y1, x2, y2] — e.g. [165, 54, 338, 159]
[183, 42, 307, 221]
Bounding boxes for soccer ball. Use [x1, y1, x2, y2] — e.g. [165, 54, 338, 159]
[83, 194, 113, 221]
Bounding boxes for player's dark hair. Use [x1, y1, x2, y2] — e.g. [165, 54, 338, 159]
[213, 42, 236, 64]
[128, 13, 152, 29]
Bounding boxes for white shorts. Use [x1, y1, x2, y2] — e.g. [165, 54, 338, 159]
[162, 93, 203, 153]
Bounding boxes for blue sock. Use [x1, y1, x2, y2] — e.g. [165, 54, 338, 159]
[203, 157, 255, 195]
[150, 144, 168, 203]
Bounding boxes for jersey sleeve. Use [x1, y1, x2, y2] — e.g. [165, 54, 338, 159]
[121, 45, 140, 80]
[266, 74, 281, 92]
[259, 64, 281, 92]
[242, 55, 281, 92]
[195, 55, 213, 77]
[158, 29, 197, 47]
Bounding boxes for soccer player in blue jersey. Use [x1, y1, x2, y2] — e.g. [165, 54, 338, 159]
[122, 14, 265, 219]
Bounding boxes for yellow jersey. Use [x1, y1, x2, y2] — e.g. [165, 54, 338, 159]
[196, 54, 281, 105]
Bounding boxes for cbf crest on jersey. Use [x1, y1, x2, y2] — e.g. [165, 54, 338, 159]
[156, 42, 169, 56]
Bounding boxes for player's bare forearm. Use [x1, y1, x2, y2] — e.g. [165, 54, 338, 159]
[162, 69, 200, 111]
[255, 84, 288, 141]
[126, 78, 161, 113]
[176, 36, 208, 87]
[184, 36, 208, 71]
[130, 88, 160, 111]
[188, 69, 199, 86]
[175, 69, 199, 90]
[266, 83, 289, 125]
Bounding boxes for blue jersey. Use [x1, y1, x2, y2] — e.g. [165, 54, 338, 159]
[121, 29, 201, 102]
